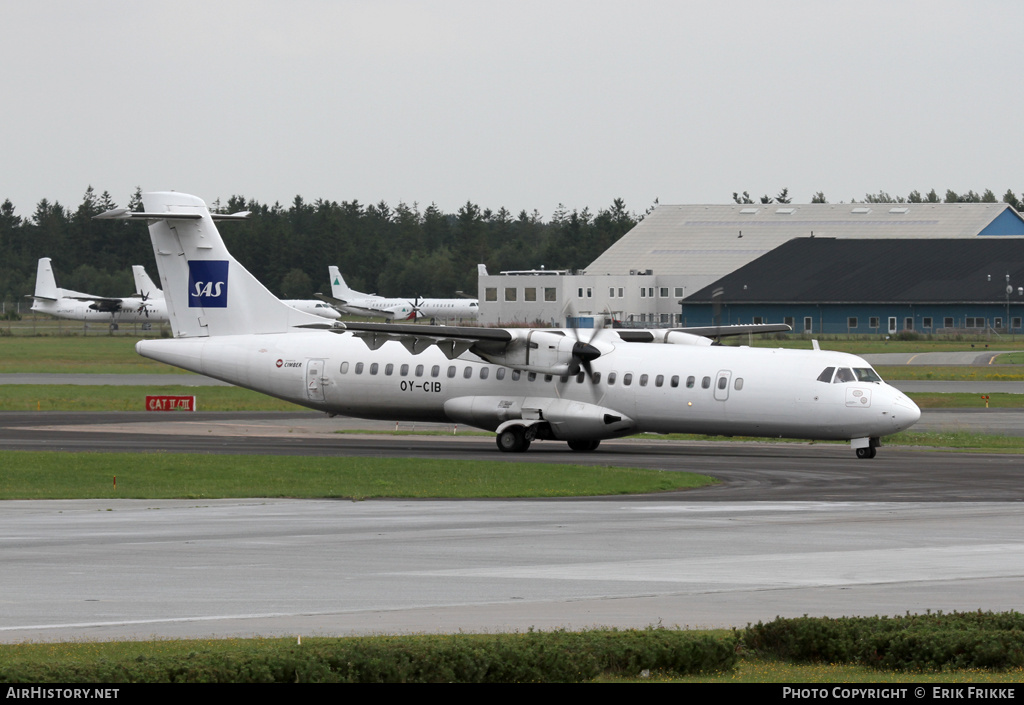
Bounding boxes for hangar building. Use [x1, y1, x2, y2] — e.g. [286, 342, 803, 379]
[477, 202, 1024, 328]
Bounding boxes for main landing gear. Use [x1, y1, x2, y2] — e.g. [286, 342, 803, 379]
[855, 446, 877, 459]
[495, 425, 602, 453]
[496, 425, 534, 453]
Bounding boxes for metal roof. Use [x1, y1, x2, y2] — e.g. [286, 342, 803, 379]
[585, 203, 1024, 278]
[685, 238, 1024, 304]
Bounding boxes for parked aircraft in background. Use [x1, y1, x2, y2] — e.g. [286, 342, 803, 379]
[96, 192, 920, 458]
[281, 298, 342, 320]
[319, 266, 479, 321]
[28, 258, 168, 325]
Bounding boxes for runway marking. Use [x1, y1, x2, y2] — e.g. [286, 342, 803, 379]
[0, 612, 307, 633]
[907, 354, 920, 364]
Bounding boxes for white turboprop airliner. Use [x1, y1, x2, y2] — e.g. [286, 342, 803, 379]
[320, 266, 479, 321]
[28, 258, 168, 325]
[96, 192, 920, 458]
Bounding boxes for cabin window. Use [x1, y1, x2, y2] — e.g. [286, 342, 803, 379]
[480, 368, 489, 379]
[448, 366, 457, 378]
[592, 372, 602, 384]
[623, 373, 633, 386]
[671, 375, 679, 388]
[370, 363, 379, 375]
[544, 374, 553, 382]
[717, 376, 727, 390]
[560, 375, 569, 384]
[340, 362, 349, 374]
[528, 372, 537, 382]
[415, 364, 424, 377]
[355, 362, 364, 374]
[655, 374, 664, 387]
[686, 376, 695, 388]
[608, 372, 617, 385]
[400, 364, 409, 376]
[496, 368, 506, 380]
[701, 376, 711, 389]
[385, 364, 394, 376]
[431, 365, 440, 377]
[817, 367, 835, 383]
[639, 374, 648, 387]
[512, 370, 521, 381]
[576, 372, 585, 383]
[464, 366, 473, 379]
[734, 378, 744, 390]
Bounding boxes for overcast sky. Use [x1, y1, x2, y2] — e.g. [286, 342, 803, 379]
[3, 0, 1022, 219]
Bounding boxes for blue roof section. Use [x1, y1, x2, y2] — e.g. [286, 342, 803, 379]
[978, 207, 1024, 236]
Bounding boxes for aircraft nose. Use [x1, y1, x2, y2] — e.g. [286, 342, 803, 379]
[890, 394, 921, 431]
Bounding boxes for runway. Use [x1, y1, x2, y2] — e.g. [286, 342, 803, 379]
[1, 410, 1022, 642]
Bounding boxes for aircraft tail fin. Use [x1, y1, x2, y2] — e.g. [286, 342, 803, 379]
[97, 193, 323, 338]
[33, 258, 60, 300]
[132, 265, 163, 300]
[477, 263, 489, 277]
[328, 265, 365, 299]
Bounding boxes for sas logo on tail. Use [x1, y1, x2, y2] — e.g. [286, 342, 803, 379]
[188, 260, 229, 308]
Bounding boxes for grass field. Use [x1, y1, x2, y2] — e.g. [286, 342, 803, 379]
[0, 449, 712, 499]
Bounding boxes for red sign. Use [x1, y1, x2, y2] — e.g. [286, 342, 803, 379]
[145, 395, 196, 411]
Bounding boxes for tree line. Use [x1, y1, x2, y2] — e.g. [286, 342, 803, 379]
[0, 186, 639, 302]
[735, 187, 1024, 206]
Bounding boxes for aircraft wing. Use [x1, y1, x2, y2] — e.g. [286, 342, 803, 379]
[95, 208, 251, 221]
[65, 296, 125, 313]
[301, 321, 511, 357]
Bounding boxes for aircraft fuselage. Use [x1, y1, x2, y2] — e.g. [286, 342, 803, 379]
[137, 332, 919, 443]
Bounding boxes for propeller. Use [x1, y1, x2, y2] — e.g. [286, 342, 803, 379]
[136, 291, 152, 318]
[564, 304, 608, 380]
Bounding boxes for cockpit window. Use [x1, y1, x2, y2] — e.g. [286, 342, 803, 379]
[817, 367, 835, 383]
[833, 367, 856, 383]
[853, 367, 882, 383]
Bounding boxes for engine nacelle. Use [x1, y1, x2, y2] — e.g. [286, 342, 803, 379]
[474, 329, 594, 375]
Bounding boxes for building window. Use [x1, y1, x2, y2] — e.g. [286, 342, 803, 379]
[586, 287, 592, 298]
[578, 288, 584, 297]
[870, 317, 879, 329]
[753, 316, 763, 325]
[504, 288, 517, 302]
[905, 317, 914, 331]
[618, 287, 624, 297]
[674, 287, 684, 298]
[944, 317, 954, 328]
[995, 317, 1004, 329]
[545, 287, 557, 302]
[784, 316, 794, 329]
[804, 317, 813, 333]
[524, 287, 536, 302]
[609, 287, 615, 297]
[639, 288, 646, 298]
[848, 317, 858, 329]
[922, 317, 932, 329]
[659, 287, 669, 298]
[485, 287, 497, 301]
[1014, 318, 1022, 330]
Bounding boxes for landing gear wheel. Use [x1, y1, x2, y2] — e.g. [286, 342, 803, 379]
[497, 426, 530, 453]
[567, 440, 600, 452]
[855, 446, 877, 459]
